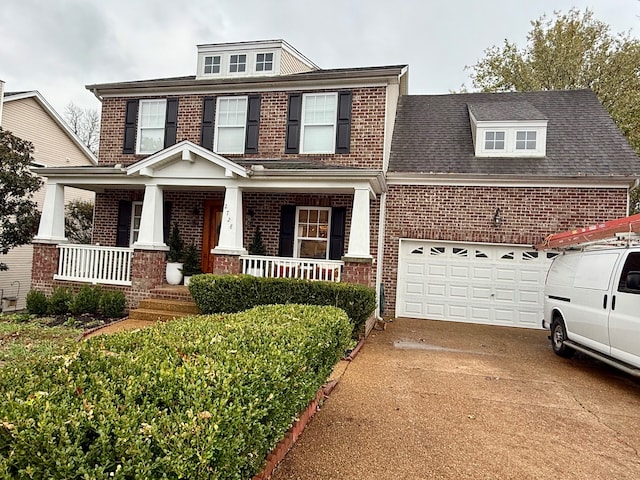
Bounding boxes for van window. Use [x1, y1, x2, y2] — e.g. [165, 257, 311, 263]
[617, 252, 640, 294]
[573, 252, 619, 290]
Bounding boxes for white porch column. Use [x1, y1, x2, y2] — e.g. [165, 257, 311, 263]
[213, 186, 247, 255]
[132, 184, 168, 250]
[346, 186, 372, 259]
[34, 182, 66, 243]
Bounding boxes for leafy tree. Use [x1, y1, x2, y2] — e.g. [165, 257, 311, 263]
[0, 127, 42, 271]
[65, 199, 94, 244]
[466, 9, 640, 213]
[64, 101, 100, 155]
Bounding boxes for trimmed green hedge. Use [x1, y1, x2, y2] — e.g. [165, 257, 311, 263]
[188, 274, 376, 339]
[0, 304, 351, 479]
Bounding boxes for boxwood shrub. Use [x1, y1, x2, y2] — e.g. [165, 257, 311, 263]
[0, 304, 351, 479]
[188, 274, 376, 339]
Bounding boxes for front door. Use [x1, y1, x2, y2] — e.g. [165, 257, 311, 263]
[202, 200, 223, 273]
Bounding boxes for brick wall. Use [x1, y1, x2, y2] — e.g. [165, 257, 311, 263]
[382, 185, 629, 315]
[31, 243, 60, 295]
[213, 254, 242, 275]
[97, 87, 386, 169]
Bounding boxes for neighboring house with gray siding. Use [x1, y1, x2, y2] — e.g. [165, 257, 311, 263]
[0, 89, 97, 311]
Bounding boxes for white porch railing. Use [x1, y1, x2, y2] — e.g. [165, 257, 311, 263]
[240, 255, 343, 282]
[55, 244, 133, 286]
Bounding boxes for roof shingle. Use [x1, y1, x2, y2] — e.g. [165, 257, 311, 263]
[389, 89, 640, 177]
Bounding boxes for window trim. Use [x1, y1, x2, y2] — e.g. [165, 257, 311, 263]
[293, 206, 332, 260]
[300, 92, 338, 154]
[255, 52, 274, 72]
[484, 131, 506, 151]
[229, 54, 247, 73]
[203, 55, 221, 75]
[129, 201, 143, 246]
[213, 96, 248, 154]
[136, 99, 167, 155]
[515, 130, 537, 150]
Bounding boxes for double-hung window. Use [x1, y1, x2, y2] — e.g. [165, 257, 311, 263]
[214, 96, 248, 154]
[229, 54, 246, 73]
[301, 93, 338, 154]
[295, 207, 331, 259]
[137, 99, 167, 154]
[516, 131, 537, 150]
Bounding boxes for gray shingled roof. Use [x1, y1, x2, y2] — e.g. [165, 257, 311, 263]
[468, 101, 547, 121]
[389, 89, 640, 177]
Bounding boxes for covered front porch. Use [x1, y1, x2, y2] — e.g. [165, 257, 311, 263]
[31, 141, 385, 309]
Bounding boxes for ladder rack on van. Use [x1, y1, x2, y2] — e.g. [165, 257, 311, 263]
[534, 213, 640, 251]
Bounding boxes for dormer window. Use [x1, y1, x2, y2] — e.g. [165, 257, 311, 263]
[229, 54, 247, 73]
[484, 131, 505, 150]
[468, 102, 547, 158]
[516, 131, 537, 150]
[256, 53, 273, 72]
[204, 55, 221, 74]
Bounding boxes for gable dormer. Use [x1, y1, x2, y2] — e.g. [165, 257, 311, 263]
[195, 39, 320, 80]
[468, 101, 548, 158]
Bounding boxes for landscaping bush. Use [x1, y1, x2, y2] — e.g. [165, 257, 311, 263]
[99, 290, 126, 318]
[47, 286, 73, 315]
[189, 274, 376, 338]
[25, 289, 48, 316]
[71, 285, 102, 314]
[0, 304, 351, 479]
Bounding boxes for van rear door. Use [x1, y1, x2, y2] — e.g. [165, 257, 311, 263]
[609, 251, 640, 368]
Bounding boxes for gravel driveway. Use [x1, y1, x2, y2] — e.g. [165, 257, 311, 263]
[271, 317, 640, 479]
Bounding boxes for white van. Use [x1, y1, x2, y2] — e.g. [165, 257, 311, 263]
[543, 246, 640, 375]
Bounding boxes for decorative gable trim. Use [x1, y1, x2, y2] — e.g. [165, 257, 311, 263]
[126, 140, 248, 178]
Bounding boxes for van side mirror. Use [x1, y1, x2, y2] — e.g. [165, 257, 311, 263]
[624, 271, 640, 292]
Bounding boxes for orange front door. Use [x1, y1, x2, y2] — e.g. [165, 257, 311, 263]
[201, 200, 223, 273]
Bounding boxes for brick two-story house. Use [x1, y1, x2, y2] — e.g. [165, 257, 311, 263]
[31, 40, 640, 332]
[31, 40, 406, 331]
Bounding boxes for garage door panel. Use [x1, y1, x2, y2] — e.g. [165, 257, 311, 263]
[428, 264, 446, 277]
[426, 303, 445, 317]
[427, 284, 445, 296]
[470, 286, 491, 301]
[448, 305, 468, 320]
[472, 267, 492, 280]
[404, 282, 424, 295]
[470, 306, 490, 321]
[450, 265, 470, 278]
[495, 268, 516, 282]
[403, 301, 423, 315]
[450, 284, 470, 298]
[518, 289, 540, 304]
[520, 269, 541, 283]
[406, 263, 425, 276]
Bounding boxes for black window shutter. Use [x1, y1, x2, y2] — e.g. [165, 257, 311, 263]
[329, 207, 347, 260]
[278, 205, 296, 257]
[123, 100, 139, 154]
[285, 93, 302, 154]
[200, 96, 216, 150]
[335, 91, 352, 154]
[163, 201, 172, 244]
[244, 95, 261, 154]
[164, 98, 179, 148]
[116, 200, 132, 247]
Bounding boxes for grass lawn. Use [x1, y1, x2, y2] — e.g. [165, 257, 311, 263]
[0, 313, 82, 366]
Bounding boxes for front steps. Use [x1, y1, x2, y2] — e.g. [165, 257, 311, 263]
[128, 286, 201, 322]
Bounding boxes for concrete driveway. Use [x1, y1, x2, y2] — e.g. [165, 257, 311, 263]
[271, 318, 640, 479]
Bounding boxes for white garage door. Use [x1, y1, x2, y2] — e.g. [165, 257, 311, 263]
[396, 240, 558, 328]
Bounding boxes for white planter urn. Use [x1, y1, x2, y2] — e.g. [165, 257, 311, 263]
[166, 262, 184, 285]
[183, 276, 192, 286]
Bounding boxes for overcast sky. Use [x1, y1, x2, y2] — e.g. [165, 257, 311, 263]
[1, 0, 639, 116]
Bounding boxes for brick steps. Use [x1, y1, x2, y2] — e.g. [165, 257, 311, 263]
[128, 289, 201, 322]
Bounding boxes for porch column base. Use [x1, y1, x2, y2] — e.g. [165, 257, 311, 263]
[213, 254, 242, 275]
[131, 249, 166, 291]
[341, 256, 373, 287]
[31, 243, 60, 295]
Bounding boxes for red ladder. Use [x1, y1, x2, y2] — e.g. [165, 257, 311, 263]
[534, 213, 640, 250]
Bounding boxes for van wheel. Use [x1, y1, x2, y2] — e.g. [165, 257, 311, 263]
[551, 317, 574, 358]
